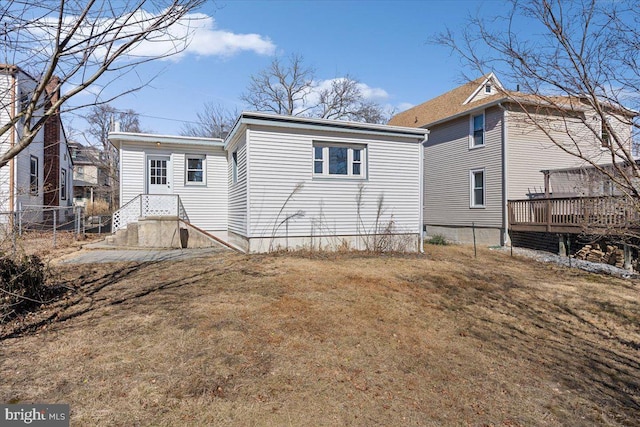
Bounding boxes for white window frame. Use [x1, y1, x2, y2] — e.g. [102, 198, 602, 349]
[231, 151, 238, 185]
[469, 112, 485, 149]
[30, 155, 38, 195]
[61, 168, 67, 200]
[600, 119, 611, 150]
[485, 84, 492, 94]
[312, 142, 366, 179]
[185, 154, 206, 185]
[470, 168, 486, 208]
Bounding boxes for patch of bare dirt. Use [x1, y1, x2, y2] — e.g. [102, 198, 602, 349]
[0, 245, 638, 426]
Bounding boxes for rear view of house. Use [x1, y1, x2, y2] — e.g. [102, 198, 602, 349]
[111, 112, 428, 252]
[225, 113, 428, 252]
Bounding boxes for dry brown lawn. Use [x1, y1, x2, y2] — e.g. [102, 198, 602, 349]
[1, 245, 639, 426]
[0, 230, 103, 260]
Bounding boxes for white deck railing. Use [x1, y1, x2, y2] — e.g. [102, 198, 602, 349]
[112, 194, 190, 232]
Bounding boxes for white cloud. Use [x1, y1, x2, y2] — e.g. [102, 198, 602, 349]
[309, 78, 389, 101]
[356, 82, 389, 101]
[33, 9, 275, 63]
[288, 77, 390, 118]
[129, 13, 276, 59]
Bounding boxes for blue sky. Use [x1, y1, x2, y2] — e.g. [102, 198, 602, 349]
[68, 0, 504, 137]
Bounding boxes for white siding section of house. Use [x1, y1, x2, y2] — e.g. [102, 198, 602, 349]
[171, 146, 227, 231]
[119, 142, 145, 206]
[506, 108, 611, 200]
[119, 141, 227, 232]
[424, 106, 504, 228]
[227, 135, 247, 236]
[245, 126, 421, 243]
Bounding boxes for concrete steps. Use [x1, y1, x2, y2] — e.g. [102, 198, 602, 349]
[105, 217, 237, 250]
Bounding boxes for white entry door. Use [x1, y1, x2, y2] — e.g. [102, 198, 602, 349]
[147, 155, 172, 194]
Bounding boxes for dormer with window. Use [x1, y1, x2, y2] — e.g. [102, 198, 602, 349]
[462, 73, 503, 105]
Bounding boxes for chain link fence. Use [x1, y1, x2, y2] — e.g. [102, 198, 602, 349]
[0, 205, 112, 256]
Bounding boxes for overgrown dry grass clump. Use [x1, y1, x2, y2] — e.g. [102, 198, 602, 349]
[0, 245, 638, 426]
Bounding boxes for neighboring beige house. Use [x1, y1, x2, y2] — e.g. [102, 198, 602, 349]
[69, 141, 110, 208]
[389, 73, 633, 245]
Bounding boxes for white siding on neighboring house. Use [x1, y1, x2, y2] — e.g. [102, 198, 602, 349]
[227, 135, 247, 237]
[424, 106, 504, 230]
[1, 70, 46, 224]
[0, 72, 12, 215]
[245, 125, 421, 251]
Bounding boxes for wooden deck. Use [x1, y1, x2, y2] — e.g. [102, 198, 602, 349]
[508, 196, 640, 234]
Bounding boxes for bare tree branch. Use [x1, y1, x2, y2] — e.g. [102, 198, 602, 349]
[0, 0, 206, 168]
[433, 0, 640, 238]
[180, 102, 237, 139]
[241, 54, 388, 123]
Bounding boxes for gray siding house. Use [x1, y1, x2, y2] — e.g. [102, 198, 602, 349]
[389, 73, 632, 245]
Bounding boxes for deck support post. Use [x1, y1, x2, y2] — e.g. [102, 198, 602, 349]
[558, 234, 567, 257]
[623, 244, 633, 271]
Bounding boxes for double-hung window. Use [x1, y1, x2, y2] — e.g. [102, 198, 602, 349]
[30, 156, 38, 195]
[470, 169, 485, 208]
[61, 168, 67, 200]
[471, 113, 485, 148]
[313, 143, 365, 178]
[186, 155, 205, 184]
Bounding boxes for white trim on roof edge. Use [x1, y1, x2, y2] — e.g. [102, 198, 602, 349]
[223, 112, 429, 150]
[463, 72, 504, 105]
[108, 132, 224, 149]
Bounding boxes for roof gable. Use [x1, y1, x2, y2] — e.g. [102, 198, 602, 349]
[388, 74, 506, 128]
[389, 73, 636, 129]
[462, 73, 503, 105]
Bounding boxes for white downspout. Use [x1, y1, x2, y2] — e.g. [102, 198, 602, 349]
[499, 103, 509, 246]
[419, 132, 428, 253]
